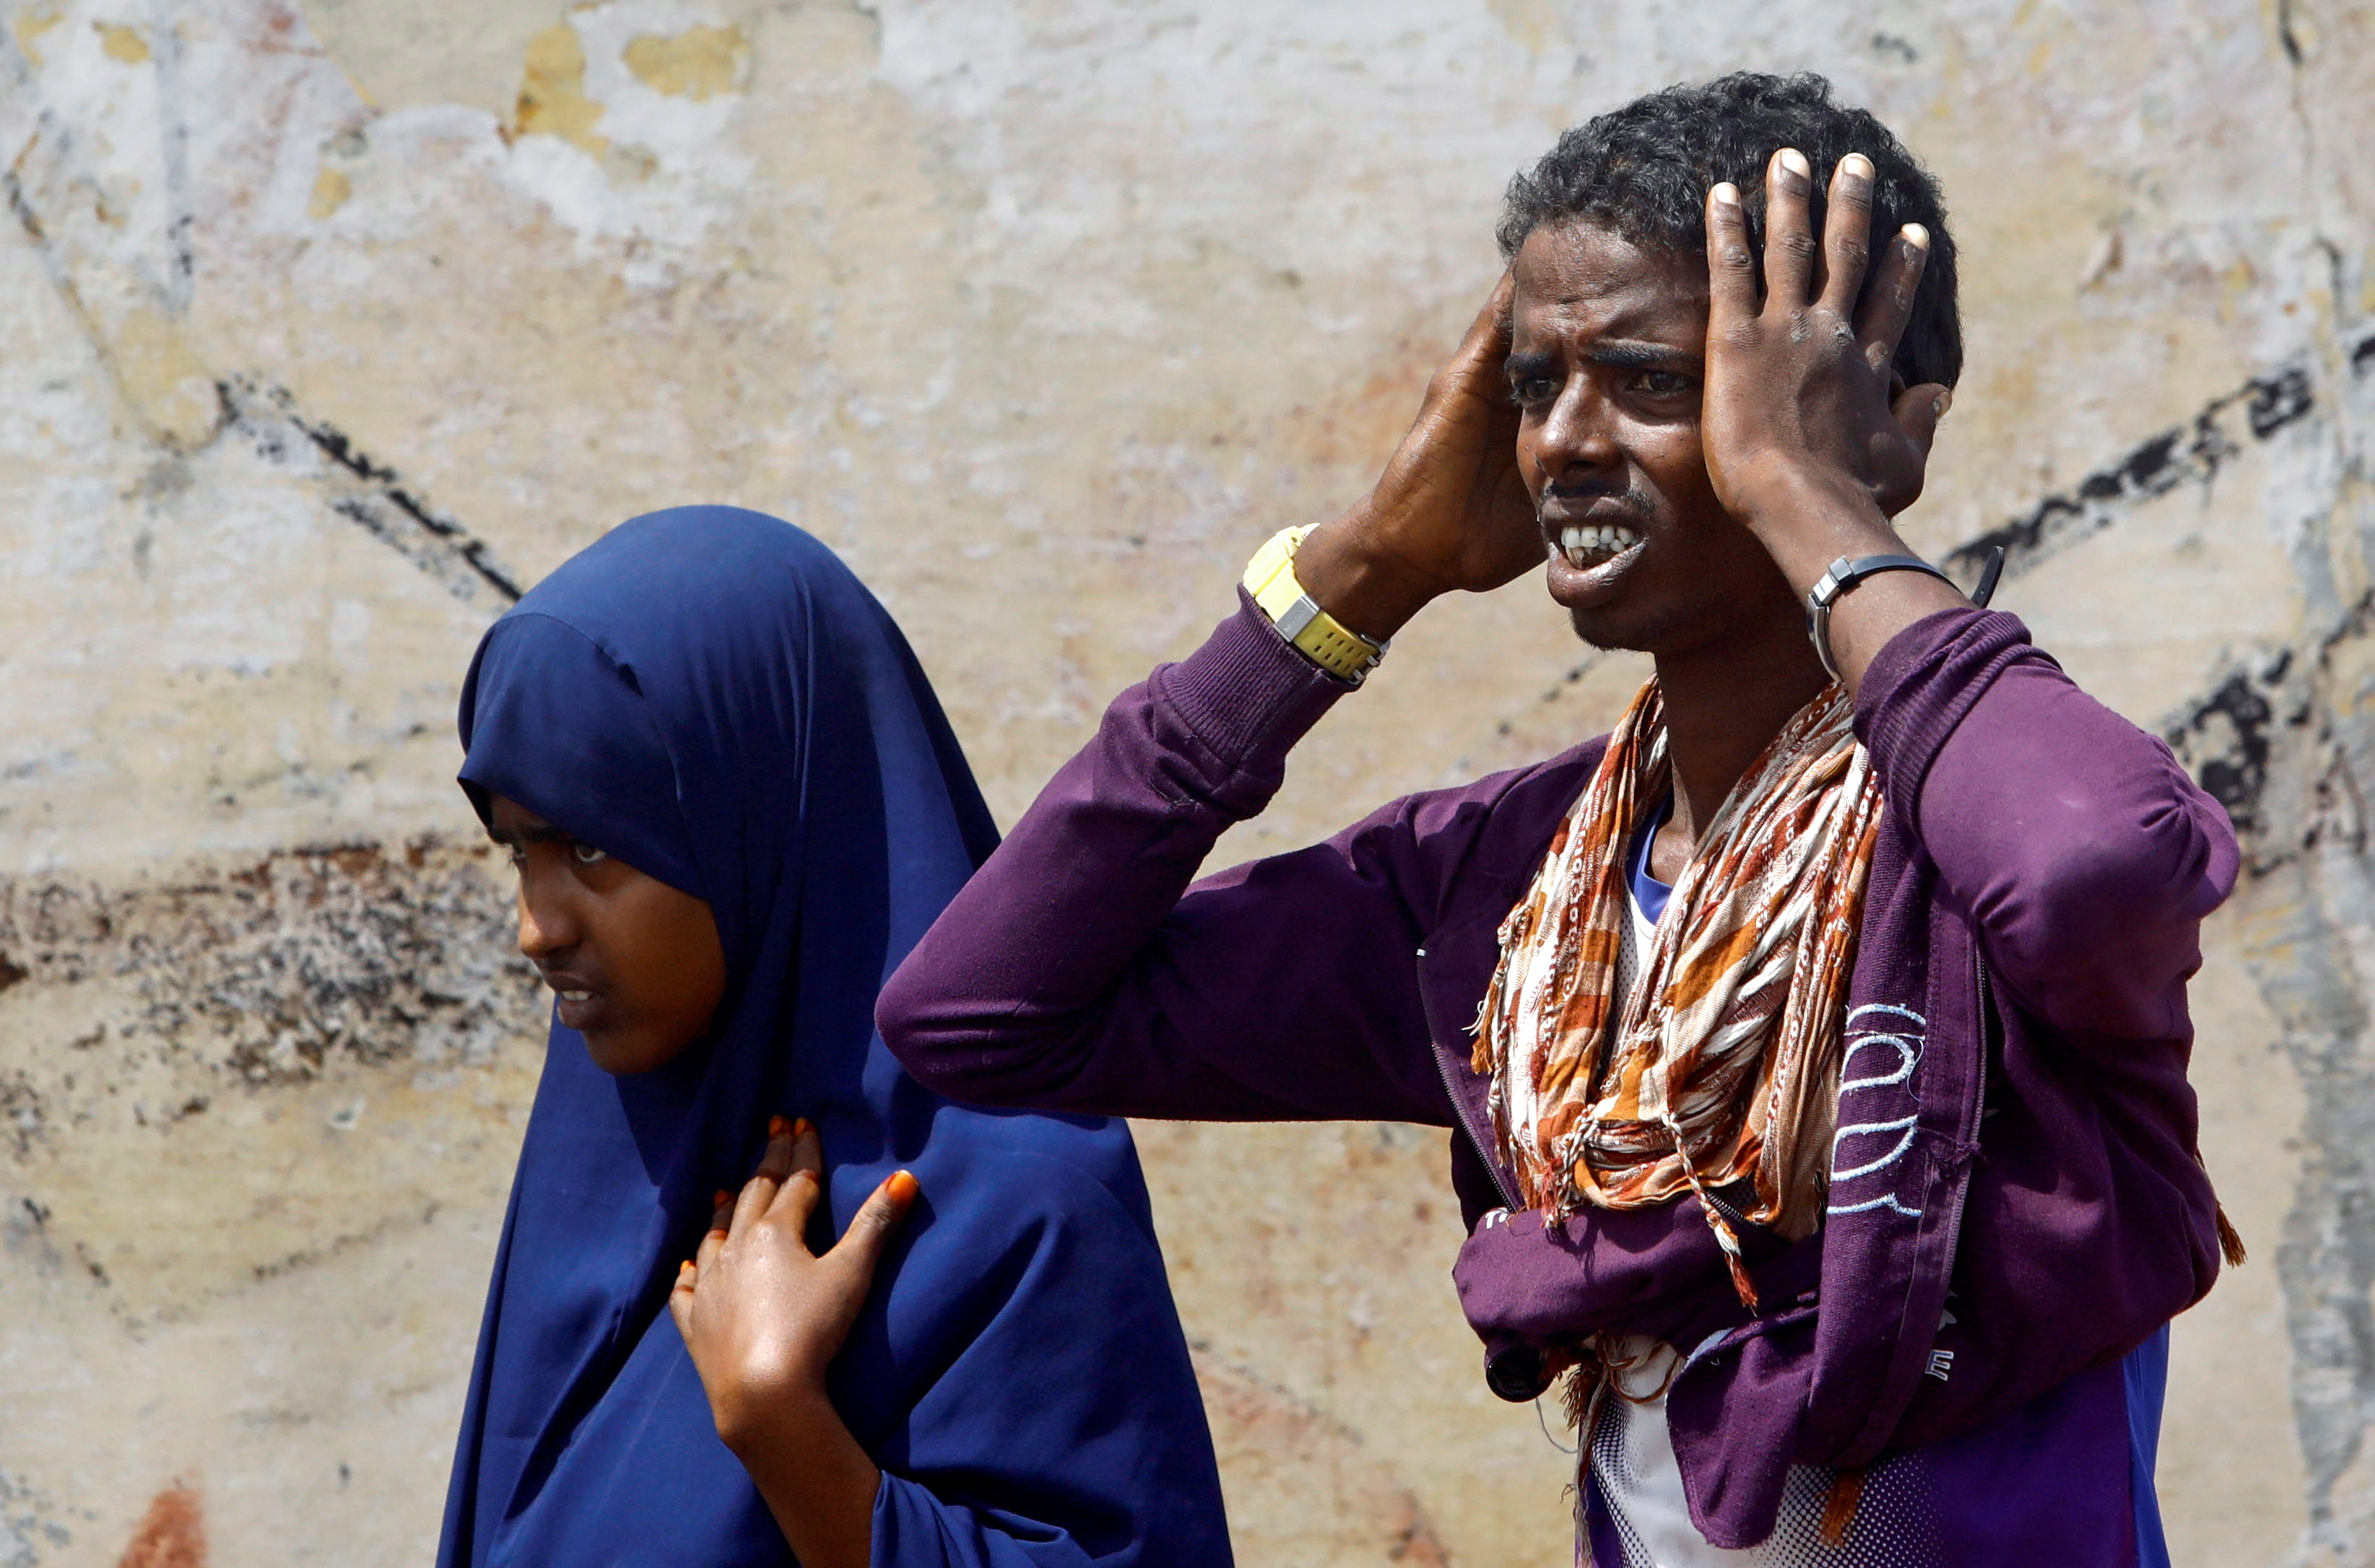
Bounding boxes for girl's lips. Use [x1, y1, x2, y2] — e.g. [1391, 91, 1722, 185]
[552, 985, 607, 1032]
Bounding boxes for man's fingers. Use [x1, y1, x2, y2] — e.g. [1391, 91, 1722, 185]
[1703, 182, 1759, 326]
[667, 1260, 697, 1341]
[1483, 269, 1515, 353]
[1817, 153, 1876, 318]
[825, 1170, 919, 1286]
[1427, 269, 1519, 414]
[1857, 223, 1931, 377]
[1463, 269, 1515, 349]
[1761, 147, 1818, 310]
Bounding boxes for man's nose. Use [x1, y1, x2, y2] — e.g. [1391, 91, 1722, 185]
[1535, 380, 1622, 477]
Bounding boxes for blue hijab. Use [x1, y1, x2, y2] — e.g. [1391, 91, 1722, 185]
[436, 508, 1230, 1568]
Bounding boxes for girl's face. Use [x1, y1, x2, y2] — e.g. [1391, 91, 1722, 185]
[488, 794, 728, 1075]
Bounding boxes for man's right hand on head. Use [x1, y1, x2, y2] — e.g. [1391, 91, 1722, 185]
[1290, 273, 1542, 643]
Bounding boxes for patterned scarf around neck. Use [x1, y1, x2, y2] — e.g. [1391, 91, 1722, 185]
[1472, 679, 1883, 1304]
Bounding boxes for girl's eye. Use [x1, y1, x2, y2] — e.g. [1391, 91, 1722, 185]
[572, 842, 609, 866]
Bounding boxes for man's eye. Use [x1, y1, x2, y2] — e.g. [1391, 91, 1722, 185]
[1511, 377, 1558, 405]
[503, 845, 527, 869]
[1633, 370, 1693, 396]
[572, 842, 609, 866]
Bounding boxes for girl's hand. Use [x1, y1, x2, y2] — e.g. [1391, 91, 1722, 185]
[669, 1117, 919, 1452]
[1292, 273, 1542, 641]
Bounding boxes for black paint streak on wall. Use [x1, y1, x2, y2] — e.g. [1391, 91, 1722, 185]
[2165, 661, 2285, 841]
[1944, 366, 2318, 584]
[220, 378, 523, 611]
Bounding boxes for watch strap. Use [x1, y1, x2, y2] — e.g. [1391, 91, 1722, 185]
[1243, 527, 1389, 684]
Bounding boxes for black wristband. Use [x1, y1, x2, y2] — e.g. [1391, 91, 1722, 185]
[1805, 553, 1959, 681]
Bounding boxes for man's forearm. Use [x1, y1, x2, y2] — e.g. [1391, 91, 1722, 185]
[1730, 469, 1969, 697]
[878, 599, 1350, 1117]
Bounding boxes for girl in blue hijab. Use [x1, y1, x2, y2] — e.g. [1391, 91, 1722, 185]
[436, 507, 1233, 1568]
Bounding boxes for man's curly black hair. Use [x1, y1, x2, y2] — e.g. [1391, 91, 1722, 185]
[1498, 72, 1961, 391]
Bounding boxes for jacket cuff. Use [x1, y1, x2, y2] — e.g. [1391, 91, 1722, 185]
[1149, 588, 1354, 770]
[1852, 606, 2042, 835]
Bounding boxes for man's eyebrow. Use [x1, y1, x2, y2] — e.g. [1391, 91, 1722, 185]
[1503, 342, 1703, 379]
[1581, 340, 1701, 370]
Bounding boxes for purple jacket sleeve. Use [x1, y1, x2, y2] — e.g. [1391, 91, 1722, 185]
[1854, 607, 2241, 1042]
[877, 596, 1459, 1125]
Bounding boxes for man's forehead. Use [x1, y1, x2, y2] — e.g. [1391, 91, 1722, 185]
[1509, 223, 1707, 336]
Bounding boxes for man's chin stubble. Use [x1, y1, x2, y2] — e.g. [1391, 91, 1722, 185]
[1568, 608, 1655, 654]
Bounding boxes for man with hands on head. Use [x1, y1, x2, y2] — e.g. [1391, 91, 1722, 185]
[880, 74, 2236, 1566]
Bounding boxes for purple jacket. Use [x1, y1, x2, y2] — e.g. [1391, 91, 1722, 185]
[879, 596, 2236, 1551]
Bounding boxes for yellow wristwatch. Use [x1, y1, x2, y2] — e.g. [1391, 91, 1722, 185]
[1241, 526, 1389, 685]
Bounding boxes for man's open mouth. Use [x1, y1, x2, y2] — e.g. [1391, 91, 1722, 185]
[1558, 523, 1642, 570]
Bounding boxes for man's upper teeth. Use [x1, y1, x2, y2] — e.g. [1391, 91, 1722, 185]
[1560, 524, 1639, 562]
[560, 990, 591, 1001]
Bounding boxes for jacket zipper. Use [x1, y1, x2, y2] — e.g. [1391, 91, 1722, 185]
[1971, 944, 1996, 1138]
[1422, 946, 1522, 1213]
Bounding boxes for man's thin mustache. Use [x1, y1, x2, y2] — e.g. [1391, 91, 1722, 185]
[1537, 485, 1655, 523]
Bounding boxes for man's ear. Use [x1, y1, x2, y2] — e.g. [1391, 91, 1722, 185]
[1892, 381, 1952, 466]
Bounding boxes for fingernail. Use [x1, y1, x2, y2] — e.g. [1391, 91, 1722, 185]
[1711, 181, 1741, 207]
[679, 1259, 695, 1275]
[1902, 223, 1930, 251]
[1841, 152, 1874, 181]
[768, 1114, 789, 1138]
[713, 1189, 731, 1208]
[1778, 147, 1810, 178]
[888, 1170, 920, 1202]
[1935, 388, 1955, 419]
[792, 1117, 812, 1139]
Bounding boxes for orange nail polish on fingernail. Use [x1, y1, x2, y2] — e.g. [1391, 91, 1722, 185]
[887, 1170, 919, 1201]
[713, 1190, 731, 1208]
[768, 1114, 789, 1137]
[793, 1117, 812, 1137]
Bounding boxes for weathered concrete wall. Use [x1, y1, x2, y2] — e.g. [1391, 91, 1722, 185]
[0, 1, 2366, 1562]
